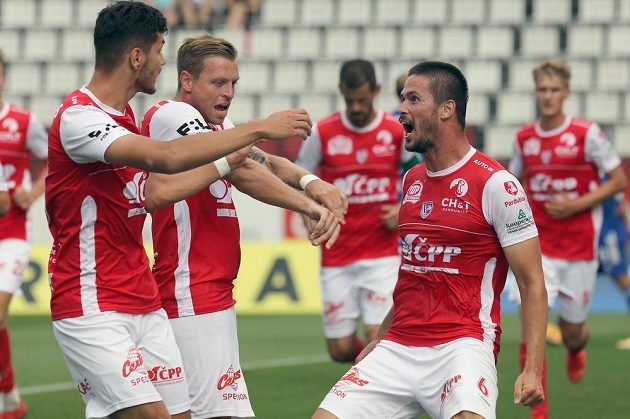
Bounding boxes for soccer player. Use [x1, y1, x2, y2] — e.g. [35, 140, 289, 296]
[313, 61, 547, 419]
[296, 59, 419, 363]
[0, 48, 49, 419]
[509, 59, 627, 419]
[141, 34, 344, 419]
[45, 2, 312, 419]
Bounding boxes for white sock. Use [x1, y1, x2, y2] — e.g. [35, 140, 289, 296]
[4, 387, 20, 411]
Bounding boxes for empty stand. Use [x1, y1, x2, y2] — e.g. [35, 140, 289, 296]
[488, 0, 526, 24]
[477, 26, 514, 58]
[40, 0, 76, 28]
[0, 0, 37, 28]
[338, 0, 373, 25]
[585, 92, 622, 125]
[412, 0, 448, 24]
[259, 94, 294, 118]
[452, 0, 486, 24]
[566, 25, 605, 57]
[520, 25, 561, 57]
[532, 0, 572, 23]
[578, 0, 615, 23]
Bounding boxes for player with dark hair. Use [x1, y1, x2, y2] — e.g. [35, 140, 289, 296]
[313, 61, 547, 419]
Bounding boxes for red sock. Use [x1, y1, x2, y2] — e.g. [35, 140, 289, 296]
[0, 327, 15, 394]
[352, 338, 365, 360]
[520, 342, 548, 418]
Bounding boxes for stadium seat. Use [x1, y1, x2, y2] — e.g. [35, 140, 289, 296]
[596, 60, 630, 91]
[438, 27, 475, 59]
[287, 28, 322, 58]
[375, 0, 411, 25]
[40, 0, 75, 28]
[76, 0, 110, 28]
[311, 61, 340, 94]
[625, 93, 630, 123]
[156, 63, 179, 97]
[520, 25, 560, 57]
[399, 27, 437, 59]
[60, 29, 95, 61]
[578, 0, 615, 23]
[496, 92, 535, 124]
[0, 30, 22, 60]
[4, 95, 26, 109]
[273, 62, 308, 94]
[451, 0, 486, 24]
[297, 93, 335, 121]
[45, 63, 81, 96]
[338, 0, 373, 25]
[300, 0, 334, 26]
[465, 61, 503, 93]
[0, 0, 37, 28]
[235, 61, 271, 94]
[226, 94, 255, 124]
[611, 125, 630, 156]
[387, 60, 417, 83]
[621, 0, 630, 22]
[484, 125, 519, 160]
[585, 92, 621, 125]
[532, 0, 572, 23]
[259, 94, 294, 118]
[565, 59, 593, 92]
[566, 25, 604, 57]
[466, 94, 490, 126]
[259, 0, 297, 26]
[324, 28, 360, 59]
[24, 30, 59, 60]
[412, 0, 448, 24]
[488, 0, 525, 24]
[608, 26, 630, 57]
[477, 26, 514, 58]
[29, 95, 63, 125]
[212, 28, 247, 58]
[363, 28, 398, 59]
[249, 28, 284, 59]
[564, 93, 583, 117]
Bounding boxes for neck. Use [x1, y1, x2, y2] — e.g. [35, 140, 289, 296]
[422, 132, 471, 173]
[86, 69, 138, 113]
[539, 113, 566, 131]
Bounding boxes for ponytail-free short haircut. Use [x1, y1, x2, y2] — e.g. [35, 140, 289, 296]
[93, 1, 167, 73]
[533, 59, 571, 89]
[339, 59, 377, 91]
[177, 35, 237, 89]
[408, 61, 468, 128]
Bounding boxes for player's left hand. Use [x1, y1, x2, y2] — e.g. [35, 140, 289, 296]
[304, 203, 342, 249]
[513, 370, 544, 407]
[12, 186, 34, 210]
[379, 203, 400, 230]
[305, 180, 348, 223]
[544, 193, 579, 219]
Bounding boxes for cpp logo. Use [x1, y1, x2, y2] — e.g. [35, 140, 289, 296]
[402, 234, 461, 263]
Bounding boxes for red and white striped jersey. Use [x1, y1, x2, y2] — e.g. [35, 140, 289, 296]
[141, 100, 240, 318]
[386, 148, 537, 359]
[296, 111, 415, 267]
[510, 117, 621, 260]
[0, 102, 48, 240]
[46, 87, 160, 320]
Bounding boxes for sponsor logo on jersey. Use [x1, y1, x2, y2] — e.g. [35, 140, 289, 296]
[504, 181, 519, 195]
[473, 159, 494, 172]
[450, 178, 468, 197]
[176, 118, 210, 136]
[440, 374, 462, 402]
[505, 209, 535, 234]
[77, 378, 92, 395]
[122, 346, 145, 378]
[504, 196, 526, 207]
[372, 130, 396, 155]
[355, 148, 368, 164]
[402, 180, 423, 205]
[529, 174, 577, 193]
[333, 174, 391, 203]
[217, 365, 242, 391]
[555, 132, 578, 158]
[401, 234, 461, 272]
[88, 123, 119, 142]
[523, 137, 540, 156]
[420, 201, 434, 218]
[541, 150, 552, 164]
[123, 172, 147, 217]
[441, 197, 470, 214]
[327, 135, 353, 155]
[0, 118, 22, 143]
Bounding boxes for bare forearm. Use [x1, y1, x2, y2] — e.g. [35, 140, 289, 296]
[376, 306, 395, 340]
[519, 282, 548, 374]
[0, 193, 9, 216]
[575, 166, 627, 212]
[264, 153, 309, 189]
[30, 165, 48, 200]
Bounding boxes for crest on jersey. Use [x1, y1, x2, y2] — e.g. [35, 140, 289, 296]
[420, 201, 434, 218]
[541, 150, 552, 164]
[522, 137, 540, 156]
[355, 148, 368, 164]
[504, 181, 519, 196]
[449, 178, 468, 197]
[403, 180, 423, 205]
[327, 135, 353, 155]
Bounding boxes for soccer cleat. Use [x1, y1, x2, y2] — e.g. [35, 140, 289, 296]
[3, 399, 27, 419]
[616, 336, 630, 350]
[545, 322, 562, 346]
[566, 349, 586, 383]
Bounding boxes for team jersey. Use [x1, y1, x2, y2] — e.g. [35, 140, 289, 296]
[296, 111, 415, 267]
[509, 117, 621, 260]
[0, 102, 48, 240]
[141, 100, 240, 318]
[46, 87, 161, 320]
[385, 148, 538, 358]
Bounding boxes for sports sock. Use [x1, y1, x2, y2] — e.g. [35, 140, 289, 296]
[0, 327, 14, 394]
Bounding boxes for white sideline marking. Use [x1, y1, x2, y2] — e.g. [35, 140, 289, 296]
[19, 353, 331, 396]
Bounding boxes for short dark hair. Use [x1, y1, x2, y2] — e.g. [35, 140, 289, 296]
[94, 1, 168, 73]
[339, 59, 377, 90]
[408, 61, 468, 128]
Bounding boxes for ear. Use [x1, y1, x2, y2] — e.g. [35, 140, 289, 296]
[440, 100, 456, 120]
[129, 47, 144, 71]
[180, 71, 194, 93]
[373, 83, 382, 96]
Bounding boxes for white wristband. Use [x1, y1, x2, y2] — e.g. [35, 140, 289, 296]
[214, 157, 231, 177]
[299, 174, 320, 190]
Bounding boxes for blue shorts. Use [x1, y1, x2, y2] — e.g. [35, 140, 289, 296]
[599, 228, 628, 277]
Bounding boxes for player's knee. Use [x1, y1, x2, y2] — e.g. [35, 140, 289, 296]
[328, 347, 355, 363]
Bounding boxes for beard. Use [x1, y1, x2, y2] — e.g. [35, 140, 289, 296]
[405, 112, 439, 154]
[136, 65, 158, 95]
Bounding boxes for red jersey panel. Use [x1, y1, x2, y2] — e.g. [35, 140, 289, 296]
[316, 112, 405, 266]
[512, 118, 620, 260]
[46, 88, 160, 320]
[141, 100, 240, 318]
[385, 148, 537, 359]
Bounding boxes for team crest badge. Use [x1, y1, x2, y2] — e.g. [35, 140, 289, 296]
[541, 150, 552, 164]
[449, 178, 468, 197]
[355, 148, 368, 164]
[421, 201, 434, 218]
[504, 181, 518, 195]
[402, 180, 423, 204]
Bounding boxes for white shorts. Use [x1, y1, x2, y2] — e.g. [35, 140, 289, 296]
[170, 307, 254, 419]
[53, 309, 190, 419]
[320, 256, 399, 338]
[319, 339, 497, 419]
[0, 239, 30, 294]
[508, 255, 597, 324]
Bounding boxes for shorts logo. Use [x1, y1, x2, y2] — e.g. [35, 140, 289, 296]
[217, 365, 242, 391]
[336, 367, 369, 388]
[403, 181, 423, 205]
[440, 374, 462, 402]
[366, 291, 387, 304]
[147, 365, 184, 385]
[504, 181, 518, 195]
[420, 201, 434, 218]
[77, 378, 92, 395]
[122, 347, 145, 378]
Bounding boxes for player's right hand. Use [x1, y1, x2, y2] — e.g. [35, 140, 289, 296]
[513, 370, 544, 407]
[262, 109, 312, 140]
[355, 339, 379, 364]
[226, 144, 255, 171]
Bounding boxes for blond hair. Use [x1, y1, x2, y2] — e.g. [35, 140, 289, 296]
[533, 59, 571, 88]
[177, 35, 237, 89]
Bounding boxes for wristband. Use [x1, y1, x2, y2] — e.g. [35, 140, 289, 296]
[214, 157, 231, 177]
[299, 174, 320, 190]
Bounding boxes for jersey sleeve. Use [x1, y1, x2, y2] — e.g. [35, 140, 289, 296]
[26, 113, 49, 159]
[584, 122, 621, 174]
[0, 162, 7, 192]
[508, 139, 524, 178]
[59, 105, 135, 164]
[295, 123, 322, 172]
[482, 170, 538, 248]
[148, 101, 212, 141]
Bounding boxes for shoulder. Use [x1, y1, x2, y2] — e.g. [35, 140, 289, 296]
[516, 122, 536, 140]
[316, 112, 342, 130]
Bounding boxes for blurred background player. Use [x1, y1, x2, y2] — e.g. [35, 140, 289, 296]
[0, 48, 48, 419]
[141, 34, 344, 419]
[296, 59, 419, 363]
[0, 162, 9, 216]
[313, 61, 547, 419]
[509, 59, 627, 419]
[391, 72, 407, 118]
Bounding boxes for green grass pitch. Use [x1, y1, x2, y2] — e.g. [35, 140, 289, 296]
[9, 314, 630, 418]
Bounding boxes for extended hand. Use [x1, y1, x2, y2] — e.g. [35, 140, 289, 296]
[226, 144, 254, 171]
[544, 193, 579, 219]
[304, 203, 341, 249]
[380, 203, 400, 231]
[305, 180, 348, 223]
[12, 186, 33, 210]
[262, 109, 312, 140]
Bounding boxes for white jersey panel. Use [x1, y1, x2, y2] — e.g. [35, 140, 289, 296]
[26, 113, 49, 159]
[79, 195, 100, 315]
[584, 123, 621, 174]
[508, 140, 523, 178]
[147, 101, 213, 142]
[295, 123, 322, 173]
